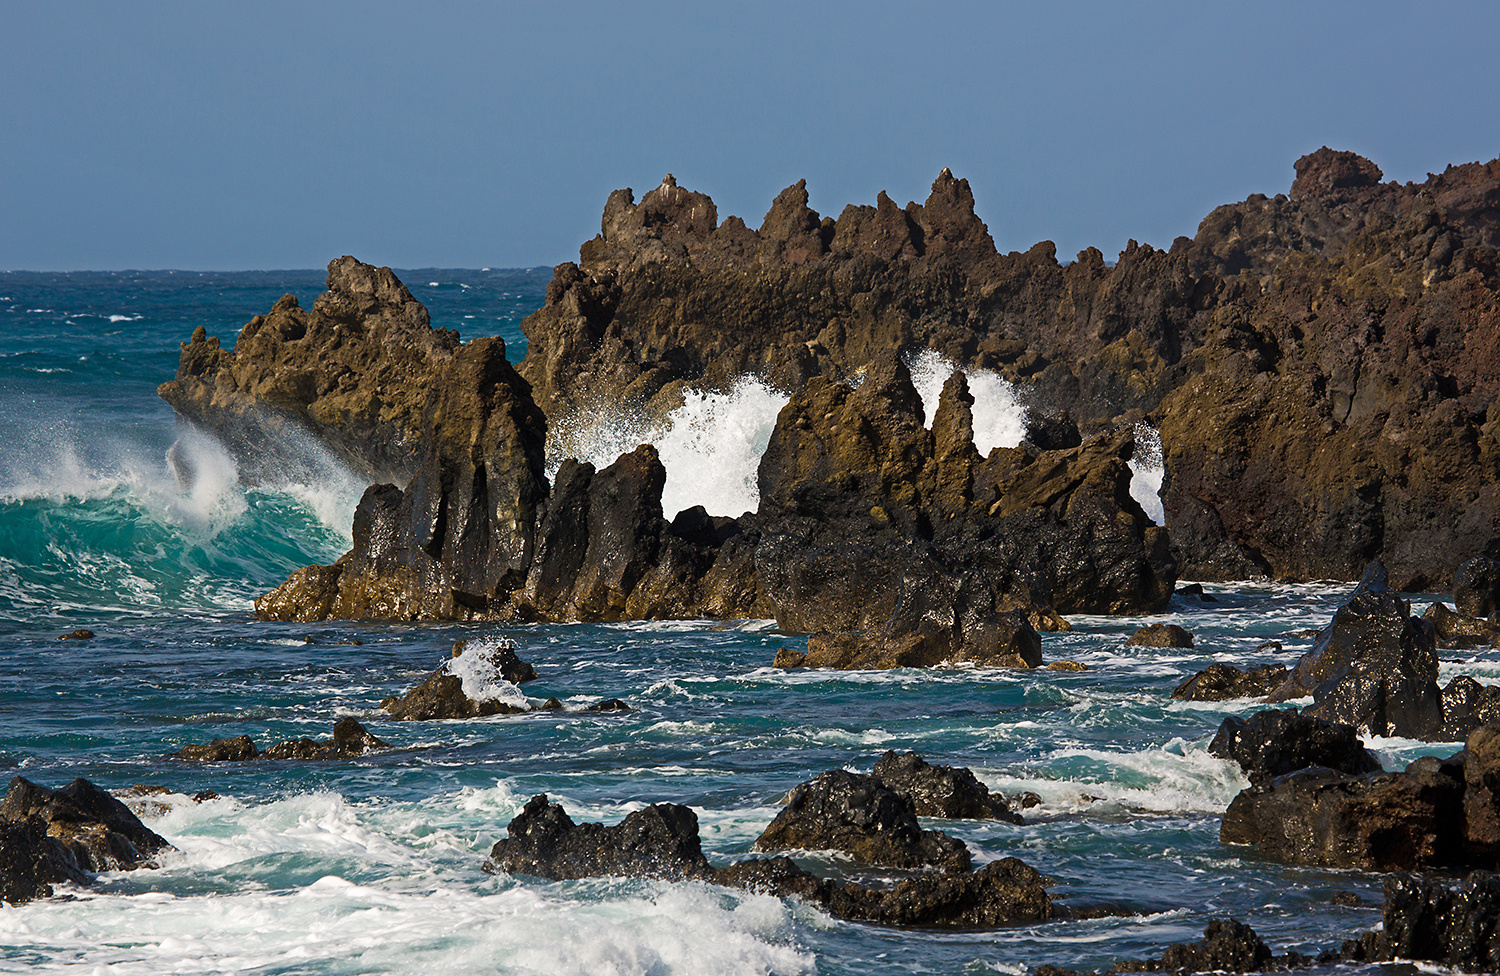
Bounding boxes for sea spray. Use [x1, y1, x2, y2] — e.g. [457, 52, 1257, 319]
[446, 638, 532, 710]
[905, 350, 1027, 453]
[1129, 421, 1165, 526]
[547, 377, 788, 519]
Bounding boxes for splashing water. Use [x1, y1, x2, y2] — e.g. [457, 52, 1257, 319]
[906, 350, 1028, 454]
[446, 637, 532, 709]
[1130, 422, 1165, 526]
[548, 378, 789, 520]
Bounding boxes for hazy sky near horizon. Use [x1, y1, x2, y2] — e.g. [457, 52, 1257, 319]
[4, 1, 1497, 271]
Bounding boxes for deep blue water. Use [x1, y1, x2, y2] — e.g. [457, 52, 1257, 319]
[0, 270, 1478, 975]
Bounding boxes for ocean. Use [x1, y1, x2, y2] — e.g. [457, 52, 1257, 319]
[0, 269, 1479, 975]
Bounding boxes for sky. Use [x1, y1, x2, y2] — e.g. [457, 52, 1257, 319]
[3, 1, 1498, 271]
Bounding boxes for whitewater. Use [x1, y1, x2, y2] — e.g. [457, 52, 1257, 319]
[0, 270, 1482, 974]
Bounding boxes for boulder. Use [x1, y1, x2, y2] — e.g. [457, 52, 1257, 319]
[174, 734, 259, 762]
[1443, 677, 1500, 741]
[485, 793, 712, 882]
[1268, 563, 1445, 740]
[871, 751, 1023, 823]
[0, 777, 172, 899]
[261, 718, 389, 760]
[1425, 601, 1499, 648]
[1114, 919, 1275, 974]
[1172, 662, 1287, 701]
[1454, 555, 1500, 619]
[1125, 623, 1193, 647]
[1207, 709, 1382, 785]
[754, 769, 971, 872]
[1219, 754, 1467, 870]
[1382, 871, 1500, 972]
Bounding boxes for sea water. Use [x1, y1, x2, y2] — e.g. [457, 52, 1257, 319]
[0, 270, 1479, 975]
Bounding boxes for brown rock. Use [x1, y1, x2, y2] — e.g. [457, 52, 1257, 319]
[1125, 623, 1193, 647]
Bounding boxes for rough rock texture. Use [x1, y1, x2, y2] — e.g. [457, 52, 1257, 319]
[381, 664, 530, 720]
[158, 257, 461, 485]
[174, 734, 259, 762]
[0, 777, 173, 903]
[485, 793, 713, 881]
[1268, 563, 1445, 739]
[1208, 709, 1382, 785]
[1125, 623, 1193, 647]
[1382, 871, 1500, 972]
[872, 750, 1023, 822]
[486, 794, 1053, 930]
[1426, 601, 1500, 648]
[1455, 555, 1500, 619]
[1114, 919, 1275, 974]
[754, 769, 971, 872]
[1172, 662, 1288, 701]
[261, 718, 390, 760]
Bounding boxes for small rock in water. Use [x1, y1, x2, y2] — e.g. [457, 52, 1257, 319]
[174, 734, 260, 762]
[585, 698, 633, 712]
[56, 629, 94, 641]
[873, 751, 1023, 823]
[1209, 709, 1382, 785]
[1172, 662, 1287, 701]
[771, 647, 807, 669]
[1175, 583, 1218, 602]
[1125, 623, 1194, 647]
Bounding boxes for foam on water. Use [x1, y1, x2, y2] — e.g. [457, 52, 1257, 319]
[906, 349, 1027, 454]
[445, 639, 533, 710]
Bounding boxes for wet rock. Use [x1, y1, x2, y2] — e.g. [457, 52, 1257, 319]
[449, 639, 536, 683]
[1382, 871, 1500, 972]
[1208, 709, 1382, 785]
[1427, 600, 1500, 648]
[1114, 919, 1275, 974]
[56, 629, 94, 641]
[1125, 624, 1193, 648]
[174, 734, 259, 762]
[771, 647, 807, 668]
[484, 793, 712, 881]
[800, 608, 1041, 671]
[1463, 724, 1500, 852]
[0, 777, 173, 893]
[1442, 677, 1500, 742]
[1220, 754, 1466, 870]
[382, 644, 532, 720]
[1268, 563, 1445, 740]
[1175, 583, 1217, 602]
[262, 718, 390, 760]
[872, 750, 1023, 823]
[585, 698, 633, 712]
[1454, 556, 1500, 619]
[754, 769, 971, 872]
[1172, 662, 1287, 701]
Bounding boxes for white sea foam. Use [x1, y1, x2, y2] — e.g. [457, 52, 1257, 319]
[906, 349, 1027, 454]
[1129, 421, 1165, 525]
[985, 739, 1249, 816]
[549, 377, 789, 519]
[444, 638, 532, 709]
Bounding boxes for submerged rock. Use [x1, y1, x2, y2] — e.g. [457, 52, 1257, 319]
[872, 750, 1023, 822]
[1172, 662, 1287, 701]
[174, 719, 389, 761]
[0, 777, 174, 904]
[1125, 624, 1193, 648]
[174, 734, 259, 762]
[1208, 709, 1382, 785]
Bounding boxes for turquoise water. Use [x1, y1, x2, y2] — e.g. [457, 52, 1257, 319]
[0, 271, 1480, 974]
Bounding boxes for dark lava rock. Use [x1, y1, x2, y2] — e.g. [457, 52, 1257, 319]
[755, 769, 971, 872]
[174, 734, 259, 762]
[1115, 919, 1274, 974]
[485, 793, 712, 882]
[56, 629, 94, 641]
[1220, 754, 1467, 870]
[1427, 600, 1500, 648]
[0, 776, 173, 904]
[382, 654, 531, 721]
[1125, 623, 1194, 648]
[1172, 662, 1287, 701]
[1268, 563, 1445, 740]
[1442, 676, 1500, 742]
[1174, 583, 1217, 601]
[1455, 555, 1500, 619]
[1208, 709, 1382, 785]
[263, 718, 390, 760]
[872, 750, 1022, 822]
[1382, 871, 1500, 972]
[585, 698, 633, 712]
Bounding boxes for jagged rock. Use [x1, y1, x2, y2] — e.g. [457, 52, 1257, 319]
[1425, 601, 1499, 648]
[1172, 662, 1287, 701]
[1455, 556, 1500, 619]
[484, 793, 712, 881]
[872, 751, 1022, 823]
[1442, 676, 1500, 741]
[174, 734, 259, 762]
[1207, 709, 1382, 785]
[1114, 919, 1275, 974]
[1219, 754, 1467, 870]
[262, 718, 390, 760]
[754, 769, 971, 872]
[1382, 871, 1500, 972]
[56, 629, 94, 641]
[382, 663, 529, 720]
[1268, 563, 1445, 740]
[1125, 623, 1193, 647]
[0, 777, 173, 898]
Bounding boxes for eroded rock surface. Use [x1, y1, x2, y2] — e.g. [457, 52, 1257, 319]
[1172, 663, 1287, 701]
[1208, 709, 1382, 786]
[872, 750, 1023, 822]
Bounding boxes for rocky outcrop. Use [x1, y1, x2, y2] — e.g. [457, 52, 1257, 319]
[754, 769, 971, 872]
[1172, 663, 1287, 701]
[1268, 563, 1445, 739]
[1455, 555, 1500, 619]
[1207, 709, 1382, 785]
[1425, 601, 1500, 648]
[872, 751, 1023, 822]
[174, 719, 389, 760]
[1380, 871, 1500, 972]
[486, 792, 1053, 930]
[0, 777, 173, 904]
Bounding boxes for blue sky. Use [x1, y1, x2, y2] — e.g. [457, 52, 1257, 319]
[4, 1, 1497, 271]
